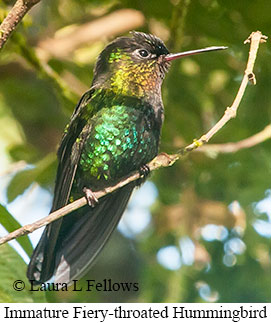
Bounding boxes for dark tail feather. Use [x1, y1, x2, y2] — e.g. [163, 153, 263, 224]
[27, 185, 134, 284]
[27, 219, 62, 284]
[54, 185, 133, 283]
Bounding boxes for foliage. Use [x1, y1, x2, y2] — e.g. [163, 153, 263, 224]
[0, 0, 271, 303]
[0, 244, 46, 302]
[0, 204, 32, 257]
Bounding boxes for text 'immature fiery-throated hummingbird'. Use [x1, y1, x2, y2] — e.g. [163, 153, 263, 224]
[27, 31, 227, 285]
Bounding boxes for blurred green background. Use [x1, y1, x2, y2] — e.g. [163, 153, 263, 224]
[0, 0, 271, 303]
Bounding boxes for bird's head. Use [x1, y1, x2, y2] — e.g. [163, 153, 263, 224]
[92, 32, 170, 98]
[92, 31, 226, 99]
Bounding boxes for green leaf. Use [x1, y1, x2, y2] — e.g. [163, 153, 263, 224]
[7, 153, 56, 203]
[7, 168, 38, 203]
[8, 143, 40, 164]
[35, 153, 57, 187]
[0, 204, 33, 257]
[0, 244, 46, 302]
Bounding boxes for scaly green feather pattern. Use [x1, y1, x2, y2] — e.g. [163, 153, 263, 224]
[76, 88, 160, 190]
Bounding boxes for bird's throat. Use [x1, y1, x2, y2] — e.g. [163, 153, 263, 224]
[108, 60, 162, 100]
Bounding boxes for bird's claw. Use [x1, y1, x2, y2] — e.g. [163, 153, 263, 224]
[83, 187, 98, 207]
[136, 164, 151, 186]
[139, 164, 150, 178]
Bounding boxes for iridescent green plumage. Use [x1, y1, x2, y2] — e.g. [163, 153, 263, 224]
[78, 91, 159, 184]
[27, 31, 226, 285]
[27, 31, 170, 284]
[79, 103, 148, 179]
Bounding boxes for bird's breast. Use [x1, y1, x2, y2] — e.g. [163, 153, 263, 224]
[77, 104, 161, 190]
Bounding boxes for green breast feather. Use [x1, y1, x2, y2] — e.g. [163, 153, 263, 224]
[79, 104, 156, 182]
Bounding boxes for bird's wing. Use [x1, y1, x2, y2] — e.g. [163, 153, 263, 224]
[53, 87, 95, 209]
[27, 87, 95, 284]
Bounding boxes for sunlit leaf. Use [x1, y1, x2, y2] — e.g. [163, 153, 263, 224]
[7, 153, 56, 203]
[0, 204, 33, 257]
[8, 143, 40, 164]
[0, 244, 46, 302]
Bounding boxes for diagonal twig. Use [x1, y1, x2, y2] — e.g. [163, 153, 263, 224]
[0, 0, 41, 50]
[179, 31, 268, 155]
[197, 124, 271, 154]
[0, 31, 267, 246]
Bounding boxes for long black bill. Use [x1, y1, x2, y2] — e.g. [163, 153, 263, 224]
[165, 46, 228, 61]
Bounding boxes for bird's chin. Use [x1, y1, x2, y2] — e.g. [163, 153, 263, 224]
[158, 56, 171, 75]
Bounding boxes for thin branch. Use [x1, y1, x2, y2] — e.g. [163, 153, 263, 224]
[179, 31, 268, 155]
[0, 0, 41, 50]
[168, 0, 191, 50]
[37, 9, 145, 61]
[0, 153, 178, 245]
[0, 31, 267, 246]
[0, 160, 27, 177]
[197, 124, 271, 154]
[12, 32, 78, 108]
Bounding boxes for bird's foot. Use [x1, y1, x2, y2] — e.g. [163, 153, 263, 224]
[136, 164, 151, 186]
[83, 187, 98, 207]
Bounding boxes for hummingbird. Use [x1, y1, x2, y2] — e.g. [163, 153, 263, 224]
[27, 31, 226, 284]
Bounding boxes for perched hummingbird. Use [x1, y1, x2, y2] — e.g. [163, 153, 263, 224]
[27, 32, 226, 284]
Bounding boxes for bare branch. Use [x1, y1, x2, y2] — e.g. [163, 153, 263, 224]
[197, 124, 271, 154]
[37, 9, 145, 61]
[0, 0, 41, 50]
[0, 153, 178, 245]
[0, 31, 266, 246]
[0, 160, 27, 177]
[180, 31, 267, 155]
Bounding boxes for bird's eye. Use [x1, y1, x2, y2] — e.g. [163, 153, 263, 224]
[138, 49, 150, 58]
